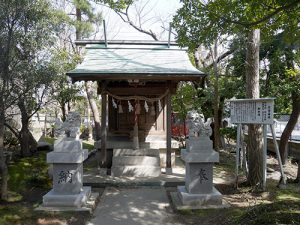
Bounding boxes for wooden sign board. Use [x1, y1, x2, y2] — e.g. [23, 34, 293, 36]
[229, 98, 274, 124]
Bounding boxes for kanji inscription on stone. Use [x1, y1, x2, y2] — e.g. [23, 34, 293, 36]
[197, 168, 208, 184]
[58, 170, 73, 184]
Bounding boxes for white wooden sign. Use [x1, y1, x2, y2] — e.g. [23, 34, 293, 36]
[229, 98, 274, 124]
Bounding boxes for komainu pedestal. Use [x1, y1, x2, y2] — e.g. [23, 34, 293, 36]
[177, 110, 223, 208]
[42, 112, 92, 209]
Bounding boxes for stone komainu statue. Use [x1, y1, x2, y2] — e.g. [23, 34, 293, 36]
[186, 110, 212, 137]
[54, 112, 81, 139]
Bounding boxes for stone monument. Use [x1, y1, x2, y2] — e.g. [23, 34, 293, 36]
[176, 110, 223, 208]
[42, 112, 91, 208]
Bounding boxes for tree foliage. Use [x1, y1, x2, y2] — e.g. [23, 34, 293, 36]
[49, 49, 82, 121]
[174, 0, 300, 49]
[0, 0, 57, 199]
[96, 0, 133, 10]
[173, 0, 300, 187]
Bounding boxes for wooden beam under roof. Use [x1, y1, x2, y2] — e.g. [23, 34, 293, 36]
[97, 81, 178, 95]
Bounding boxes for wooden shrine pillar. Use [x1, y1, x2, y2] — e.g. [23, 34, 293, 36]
[100, 90, 107, 170]
[133, 103, 139, 149]
[166, 82, 172, 174]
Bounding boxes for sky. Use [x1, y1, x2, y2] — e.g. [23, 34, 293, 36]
[91, 0, 182, 41]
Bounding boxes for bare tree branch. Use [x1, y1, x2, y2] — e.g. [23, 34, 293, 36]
[160, 25, 177, 37]
[94, 1, 159, 41]
[206, 49, 235, 68]
[114, 6, 159, 41]
[4, 122, 20, 139]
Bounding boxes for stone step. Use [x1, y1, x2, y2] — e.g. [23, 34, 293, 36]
[112, 156, 160, 166]
[111, 165, 161, 177]
[113, 148, 160, 157]
[95, 140, 179, 149]
[43, 186, 91, 207]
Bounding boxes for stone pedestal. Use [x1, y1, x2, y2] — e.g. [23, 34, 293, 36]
[178, 142, 222, 207]
[177, 186, 222, 206]
[173, 111, 224, 209]
[43, 138, 90, 208]
[39, 112, 98, 212]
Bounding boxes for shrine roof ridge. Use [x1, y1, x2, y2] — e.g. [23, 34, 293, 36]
[75, 39, 179, 47]
[67, 40, 205, 82]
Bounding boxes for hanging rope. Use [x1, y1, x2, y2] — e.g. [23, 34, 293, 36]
[103, 89, 169, 103]
[112, 98, 117, 108]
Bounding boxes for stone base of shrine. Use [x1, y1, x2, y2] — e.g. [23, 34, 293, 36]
[111, 149, 161, 177]
[170, 186, 229, 210]
[95, 138, 179, 151]
[111, 165, 161, 177]
[42, 186, 92, 208]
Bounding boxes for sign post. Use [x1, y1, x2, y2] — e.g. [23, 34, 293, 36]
[229, 98, 286, 189]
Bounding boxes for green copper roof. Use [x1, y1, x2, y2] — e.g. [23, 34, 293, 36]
[67, 43, 205, 81]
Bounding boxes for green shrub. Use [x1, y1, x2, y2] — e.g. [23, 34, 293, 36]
[220, 127, 237, 145]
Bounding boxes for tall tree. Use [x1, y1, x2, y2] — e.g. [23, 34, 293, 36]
[245, 29, 263, 185]
[0, 0, 55, 199]
[260, 33, 300, 164]
[173, 0, 300, 187]
[85, 82, 101, 140]
[5, 64, 55, 156]
[73, 0, 103, 140]
[50, 0, 101, 126]
[50, 49, 82, 122]
[279, 71, 300, 163]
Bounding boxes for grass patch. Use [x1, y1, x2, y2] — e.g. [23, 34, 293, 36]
[82, 139, 94, 151]
[7, 137, 95, 194]
[8, 152, 51, 193]
[179, 208, 222, 216]
[230, 200, 300, 225]
[2, 148, 90, 225]
[5, 191, 23, 202]
[226, 184, 300, 225]
[276, 185, 300, 202]
[175, 150, 300, 225]
[0, 203, 89, 225]
[42, 137, 55, 146]
[176, 187, 300, 225]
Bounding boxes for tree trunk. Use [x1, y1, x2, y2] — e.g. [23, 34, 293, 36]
[0, 105, 8, 200]
[20, 127, 30, 157]
[86, 102, 93, 140]
[85, 82, 101, 140]
[212, 40, 222, 150]
[76, 7, 82, 40]
[76, 8, 101, 141]
[61, 103, 66, 122]
[44, 108, 48, 136]
[67, 101, 71, 112]
[279, 92, 300, 164]
[219, 97, 225, 148]
[19, 126, 37, 157]
[194, 49, 201, 68]
[18, 101, 37, 157]
[245, 29, 263, 187]
[296, 159, 300, 183]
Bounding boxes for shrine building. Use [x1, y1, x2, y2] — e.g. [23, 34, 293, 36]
[67, 40, 205, 174]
